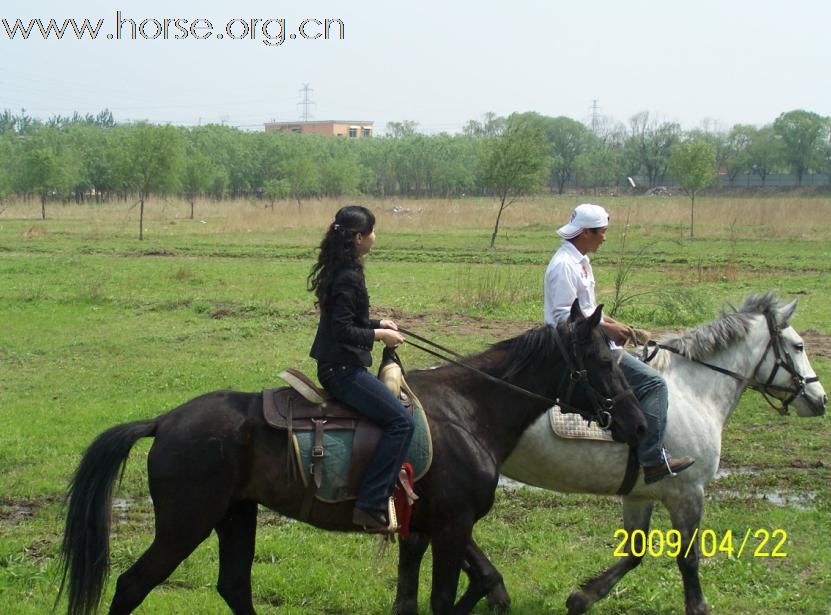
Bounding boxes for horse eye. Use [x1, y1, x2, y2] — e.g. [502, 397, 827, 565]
[794, 343, 805, 352]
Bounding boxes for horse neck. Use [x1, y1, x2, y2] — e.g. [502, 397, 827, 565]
[440, 354, 563, 463]
[669, 315, 770, 427]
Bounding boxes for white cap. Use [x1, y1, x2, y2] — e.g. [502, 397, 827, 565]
[556, 203, 610, 239]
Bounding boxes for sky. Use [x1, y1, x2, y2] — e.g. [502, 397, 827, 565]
[1, 0, 828, 135]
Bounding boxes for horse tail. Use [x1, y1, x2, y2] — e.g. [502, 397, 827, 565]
[57, 419, 157, 615]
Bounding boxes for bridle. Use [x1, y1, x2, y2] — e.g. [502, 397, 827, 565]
[398, 324, 636, 429]
[548, 322, 638, 428]
[642, 309, 819, 415]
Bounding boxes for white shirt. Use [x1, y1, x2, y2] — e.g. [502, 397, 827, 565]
[544, 240, 619, 348]
[543, 240, 598, 325]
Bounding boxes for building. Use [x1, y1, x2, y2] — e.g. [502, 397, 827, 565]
[264, 120, 373, 138]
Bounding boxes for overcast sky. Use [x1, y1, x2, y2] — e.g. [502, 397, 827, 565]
[1, 0, 828, 134]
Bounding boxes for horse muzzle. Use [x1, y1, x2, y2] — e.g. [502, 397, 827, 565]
[794, 389, 827, 417]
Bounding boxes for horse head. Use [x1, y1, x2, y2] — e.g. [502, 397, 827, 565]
[561, 300, 647, 447]
[754, 298, 827, 417]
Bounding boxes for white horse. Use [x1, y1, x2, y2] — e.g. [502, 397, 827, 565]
[468, 293, 827, 615]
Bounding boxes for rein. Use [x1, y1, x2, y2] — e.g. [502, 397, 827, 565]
[398, 325, 633, 429]
[641, 310, 819, 415]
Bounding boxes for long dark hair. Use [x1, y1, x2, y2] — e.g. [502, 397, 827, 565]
[307, 205, 376, 308]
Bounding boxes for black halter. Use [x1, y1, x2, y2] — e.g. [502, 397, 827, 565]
[641, 309, 819, 415]
[548, 323, 637, 429]
[398, 324, 636, 429]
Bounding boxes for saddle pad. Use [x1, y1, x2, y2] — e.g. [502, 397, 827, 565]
[293, 393, 432, 503]
[548, 406, 615, 442]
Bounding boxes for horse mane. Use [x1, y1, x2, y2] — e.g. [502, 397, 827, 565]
[653, 292, 787, 366]
[457, 323, 572, 382]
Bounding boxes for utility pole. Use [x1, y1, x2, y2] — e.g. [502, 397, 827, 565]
[590, 99, 600, 134]
[297, 83, 315, 122]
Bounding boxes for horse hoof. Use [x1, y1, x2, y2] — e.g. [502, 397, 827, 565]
[686, 603, 710, 615]
[486, 589, 511, 614]
[566, 591, 589, 615]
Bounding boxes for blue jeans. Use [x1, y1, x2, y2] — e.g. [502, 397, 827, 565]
[318, 362, 415, 513]
[618, 351, 668, 466]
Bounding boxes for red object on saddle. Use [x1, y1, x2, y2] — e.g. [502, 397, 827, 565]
[394, 463, 416, 539]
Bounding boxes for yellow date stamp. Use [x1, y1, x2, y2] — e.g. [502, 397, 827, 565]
[613, 528, 788, 559]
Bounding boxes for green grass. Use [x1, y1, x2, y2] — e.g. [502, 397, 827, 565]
[1, 197, 830, 614]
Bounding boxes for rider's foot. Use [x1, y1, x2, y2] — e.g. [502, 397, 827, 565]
[643, 450, 695, 484]
[352, 506, 389, 531]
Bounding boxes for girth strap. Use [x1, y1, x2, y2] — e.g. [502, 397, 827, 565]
[616, 446, 640, 495]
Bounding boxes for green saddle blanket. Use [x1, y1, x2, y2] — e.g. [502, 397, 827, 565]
[293, 396, 432, 503]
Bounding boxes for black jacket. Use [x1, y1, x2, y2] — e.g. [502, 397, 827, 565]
[309, 267, 380, 367]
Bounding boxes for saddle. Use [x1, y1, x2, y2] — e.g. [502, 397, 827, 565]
[262, 352, 425, 526]
[547, 407, 639, 496]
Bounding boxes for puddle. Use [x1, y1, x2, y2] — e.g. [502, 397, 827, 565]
[498, 476, 542, 491]
[111, 497, 153, 512]
[713, 466, 818, 511]
[499, 473, 818, 511]
[714, 466, 756, 480]
[712, 490, 817, 511]
[0, 503, 35, 524]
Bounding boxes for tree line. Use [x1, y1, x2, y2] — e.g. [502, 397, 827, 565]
[1, 107, 829, 223]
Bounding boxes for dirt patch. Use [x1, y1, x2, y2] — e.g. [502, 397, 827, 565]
[801, 330, 831, 359]
[374, 308, 534, 341]
[0, 497, 57, 527]
[122, 249, 178, 257]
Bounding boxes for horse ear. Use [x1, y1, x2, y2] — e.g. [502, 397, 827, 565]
[776, 299, 798, 327]
[587, 304, 604, 329]
[569, 299, 585, 322]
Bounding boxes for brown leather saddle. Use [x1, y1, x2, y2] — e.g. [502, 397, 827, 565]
[262, 360, 417, 520]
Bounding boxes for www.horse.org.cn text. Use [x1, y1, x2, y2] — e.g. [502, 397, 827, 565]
[1, 11, 346, 46]
[612, 528, 788, 559]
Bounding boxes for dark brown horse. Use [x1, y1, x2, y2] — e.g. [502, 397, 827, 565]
[58, 303, 645, 615]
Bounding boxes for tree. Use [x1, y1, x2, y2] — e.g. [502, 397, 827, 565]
[773, 110, 829, 184]
[262, 178, 290, 208]
[280, 154, 319, 208]
[738, 125, 782, 185]
[462, 112, 506, 138]
[0, 132, 15, 202]
[181, 150, 217, 218]
[385, 120, 419, 138]
[482, 118, 548, 247]
[624, 112, 681, 186]
[669, 140, 716, 239]
[543, 116, 594, 194]
[120, 123, 183, 239]
[819, 139, 831, 185]
[723, 124, 756, 182]
[19, 127, 75, 219]
[574, 147, 622, 192]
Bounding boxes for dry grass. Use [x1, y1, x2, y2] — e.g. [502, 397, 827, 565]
[2, 194, 830, 239]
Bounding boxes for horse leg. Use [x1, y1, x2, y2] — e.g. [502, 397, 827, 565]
[108, 520, 215, 614]
[566, 499, 654, 615]
[428, 518, 474, 615]
[667, 491, 709, 615]
[455, 539, 509, 615]
[393, 531, 430, 615]
[110, 455, 235, 613]
[215, 500, 259, 615]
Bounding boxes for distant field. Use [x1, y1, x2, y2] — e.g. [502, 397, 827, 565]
[1, 195, 829, 614]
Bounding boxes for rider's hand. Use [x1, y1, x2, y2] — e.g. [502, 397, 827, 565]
[602, 321, 633, 346]
[375, 328, 405, 348]
[379, 319, 399, 330]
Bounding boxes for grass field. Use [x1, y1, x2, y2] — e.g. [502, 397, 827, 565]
[1, 195, 829, 614]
